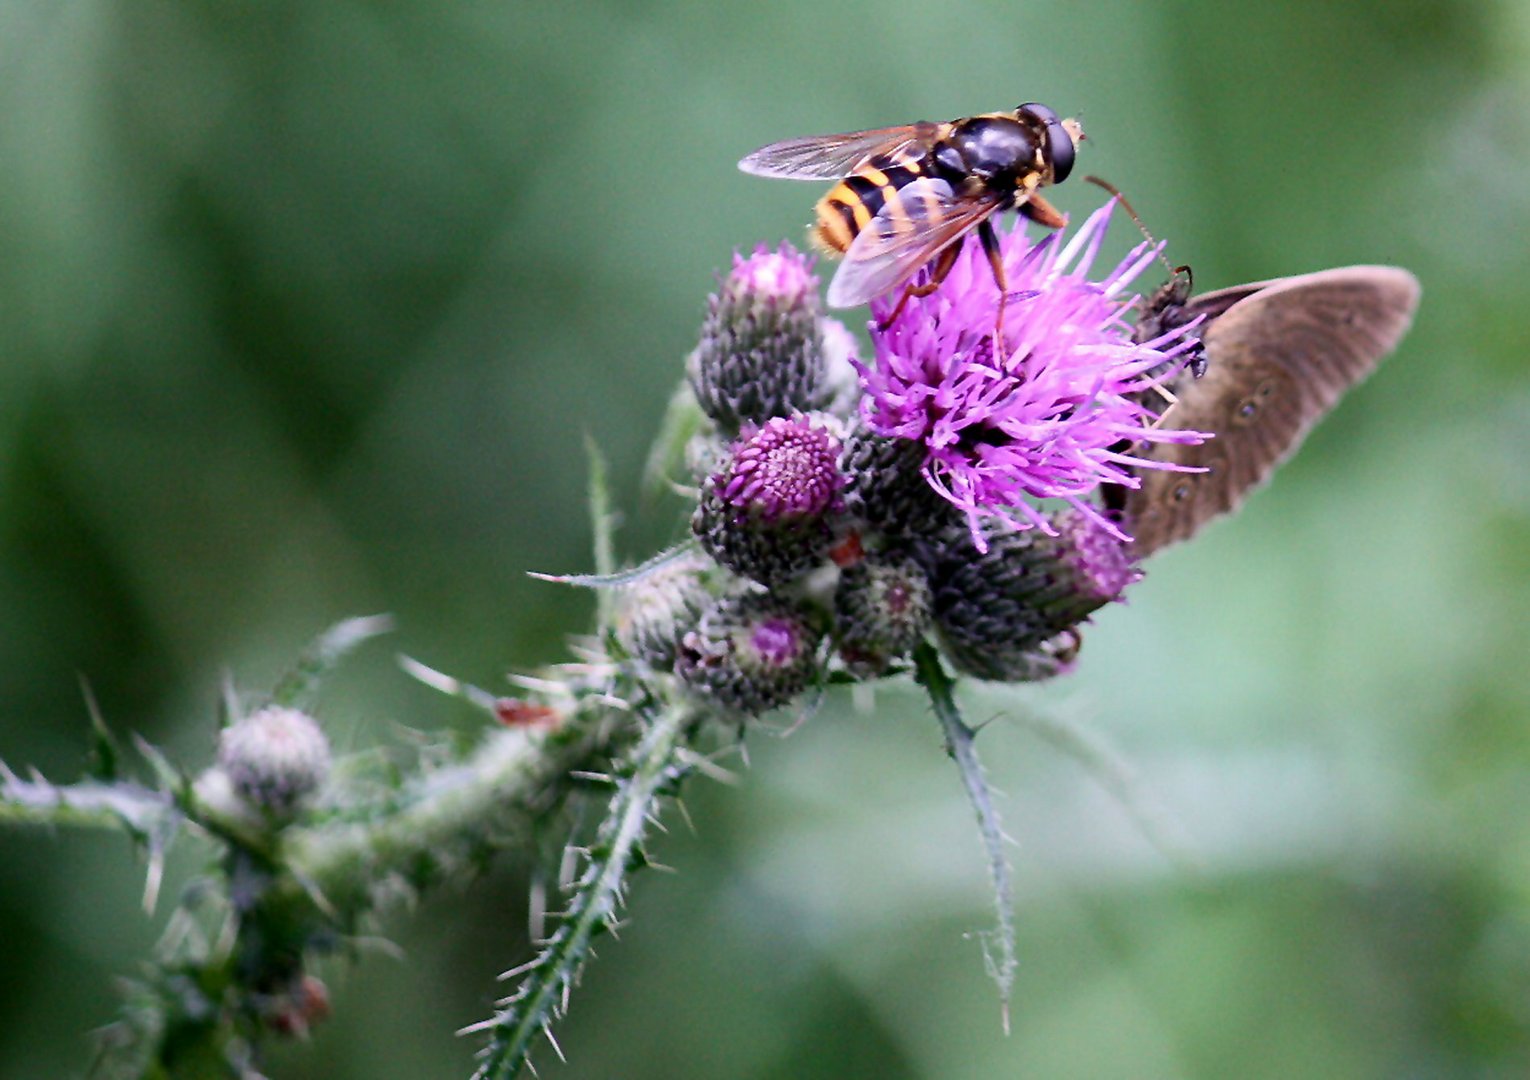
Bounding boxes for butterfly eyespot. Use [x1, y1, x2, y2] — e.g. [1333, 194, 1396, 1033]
[1171, 482, 1192, 501]
[1236, 398, 1259, 420]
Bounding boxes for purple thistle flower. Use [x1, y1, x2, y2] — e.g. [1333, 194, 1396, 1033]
[720, 415, 844, 523]
[1052, 506, 1140, 603]
[854, 202, 1207, 547]
[748, 617, 805, 668]
[693, 414, 846, 586]
[727, 243, 817, 305]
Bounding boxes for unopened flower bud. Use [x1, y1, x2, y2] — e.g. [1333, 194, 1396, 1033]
[688, 243, 830, 429]
[817, 316, 865, 421]
[692, 415, 846, 587]
[684, 426, 732, 485]
[611, 552, 713, 669]
[676, 591, 822, 718]
[217, 705, 332, 820]
[840, 419, 960, 544]
[267, 975, 332, 1038]
[923, 509, 1137, 681]
[832, 554, 933, 678]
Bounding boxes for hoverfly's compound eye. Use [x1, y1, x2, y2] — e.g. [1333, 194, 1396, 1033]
[1018, 102, 1075, 184]
[1047, 124, 1076, 183]
[1016, 103, 1060, 126]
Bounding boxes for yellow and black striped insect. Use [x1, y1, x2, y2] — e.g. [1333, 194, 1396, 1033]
[739, 104, 1084, 316]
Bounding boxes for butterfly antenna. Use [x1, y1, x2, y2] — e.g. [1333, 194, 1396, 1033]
[1084, 175, 1178, 279]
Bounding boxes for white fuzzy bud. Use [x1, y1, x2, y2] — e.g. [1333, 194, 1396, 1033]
[217, 705, 332, 821]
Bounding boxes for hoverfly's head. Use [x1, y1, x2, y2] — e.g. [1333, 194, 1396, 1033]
[1017, 103, 1083, 185]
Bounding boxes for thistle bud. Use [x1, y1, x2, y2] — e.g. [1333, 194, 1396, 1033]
[675, 591, 822, 718]
[216, 705, 332, 820]
[923, 509, 1137, 682]
[832, 554, 933, 678]
[692, 414, 846, 587]
[687, 243, 830, 429]
[817, 316, 865, 421]
[611, 552, 713, 669]
[684, 425, 732, 485]
[266, 975, 332, 1038]
[839, 420, 959, 544]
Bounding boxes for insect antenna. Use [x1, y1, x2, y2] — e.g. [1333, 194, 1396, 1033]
[1084, 175, 1179, 280]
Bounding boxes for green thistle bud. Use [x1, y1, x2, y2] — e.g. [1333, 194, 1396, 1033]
[832, 554, 933, 678]
[216, 705, 332, 820]
[687, 243, 830, 430]
[611, 552, 714, 670]
[923, 509, 1137, 682]
[684, 425, 732, 485]
[840, 420, 960, 545]
[675, 590, 823, 718]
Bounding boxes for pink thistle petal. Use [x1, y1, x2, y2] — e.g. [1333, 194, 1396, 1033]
[854, 202, 1209, 548]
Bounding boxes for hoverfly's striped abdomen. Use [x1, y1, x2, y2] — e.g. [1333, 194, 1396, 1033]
[812, 154, 929, 255]
[740, 104, 1081, 309]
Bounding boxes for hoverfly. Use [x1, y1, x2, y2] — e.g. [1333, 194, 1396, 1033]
[739, 104, 1084, 319]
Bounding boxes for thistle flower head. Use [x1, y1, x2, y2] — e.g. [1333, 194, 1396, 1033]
[840, 416, 962, 543]
[611, 551, 713, 670]
[832, 554, 933, 678]
[720, 415, 844, 522]
[854, 203, 1206, 546]
[923, 508, 1137, 682]
[817, 315, 865, 420]
[725, 244, 817, 306]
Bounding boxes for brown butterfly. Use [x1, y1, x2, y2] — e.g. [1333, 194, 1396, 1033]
[1114, 265, 1421, 556]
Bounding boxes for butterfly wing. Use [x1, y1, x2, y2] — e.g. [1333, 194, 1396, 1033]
[1124, 266, 1420, 555]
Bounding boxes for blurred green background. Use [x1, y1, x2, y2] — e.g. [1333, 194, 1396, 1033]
[1, 1, 1527, 1077]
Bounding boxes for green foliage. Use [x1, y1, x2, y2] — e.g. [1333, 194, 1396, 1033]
[0, 2, 1527, 1078]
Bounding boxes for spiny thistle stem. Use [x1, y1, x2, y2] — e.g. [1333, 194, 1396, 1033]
[0, 769, 173, 833]
[913, 642, 1018, 1030]
[471, 701, 697, 1079]
[278, 711, 626, 916]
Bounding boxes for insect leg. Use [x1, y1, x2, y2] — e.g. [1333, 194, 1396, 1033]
[978, 218, 1009, 346]
[876, 244, 963, 329]
[1019, 194, 1066, 229]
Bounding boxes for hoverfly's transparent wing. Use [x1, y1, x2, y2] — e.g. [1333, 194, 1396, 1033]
[739, 122, 940, 180]
[826, 177, 1005, 308]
